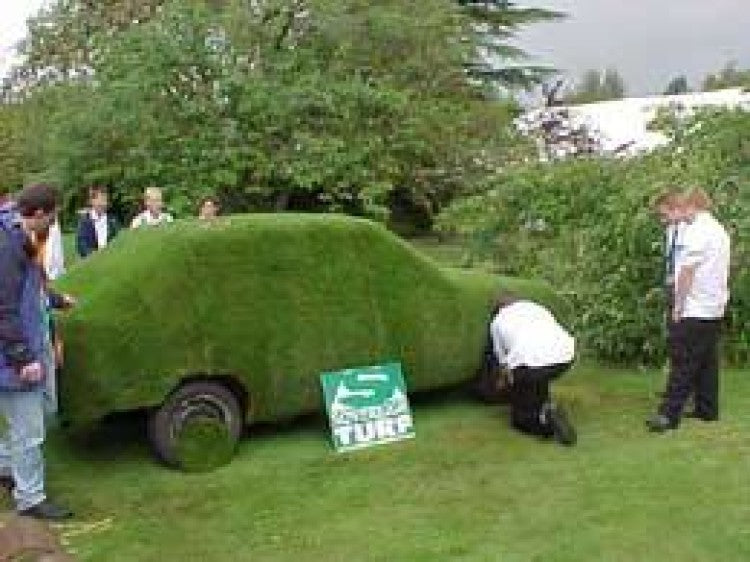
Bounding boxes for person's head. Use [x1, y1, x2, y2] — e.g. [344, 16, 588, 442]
[491, 291, 520, 316]
[16, 184, 60, 237]
[144, 186, 163, 215]
[652, 189, 683, 225]
[198, 196, 219, 220]
[681, 187, 712, 222]
[89, 185, 109, 214]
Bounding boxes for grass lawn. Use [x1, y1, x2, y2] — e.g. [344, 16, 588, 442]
[3, 365, 749, 561]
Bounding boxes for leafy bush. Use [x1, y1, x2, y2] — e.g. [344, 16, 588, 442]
[55, 214, 560, 426]
[439, 110, 750, 365]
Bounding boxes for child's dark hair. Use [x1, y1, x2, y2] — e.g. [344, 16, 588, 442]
[88, 185, 108, 199]
[16, 184, 60, 217]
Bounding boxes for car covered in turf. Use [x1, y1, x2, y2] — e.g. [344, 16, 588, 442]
[56, 214, 561, 467]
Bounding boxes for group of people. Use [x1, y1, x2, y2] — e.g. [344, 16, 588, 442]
[0, 183, 221, 521]
[76, 185, 220, 258]
[481, 186, 730, 446]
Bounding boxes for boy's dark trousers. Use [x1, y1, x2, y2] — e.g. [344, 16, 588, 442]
[509, 362, 572, 436]
[660, 318, 721, 423]
[664, 285, 696, 406]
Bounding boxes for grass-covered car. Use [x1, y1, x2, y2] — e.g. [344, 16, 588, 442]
[56, 214, 560, 468]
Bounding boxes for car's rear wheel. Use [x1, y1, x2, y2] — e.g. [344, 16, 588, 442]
[148, 380, 243, 471]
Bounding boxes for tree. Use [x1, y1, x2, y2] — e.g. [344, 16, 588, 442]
[663, 75, 690, 95]
[0, 105, 25, 192]
[6, 0, 566, 100]
[3, 0, 165, 101]
[602, 68, 626, 99]
[24, 0, 523, 226]
[456, 0, 565, 91]
[565, 67, 627, 105]
[701, 61, 750, 91]
[576, 69, 604, 102]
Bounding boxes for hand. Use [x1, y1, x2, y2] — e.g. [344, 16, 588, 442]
[672, 307, 682, 324]
[62, 294, 77, 308]
[19, 361, 44, 383]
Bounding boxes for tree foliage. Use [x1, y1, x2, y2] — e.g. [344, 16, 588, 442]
[701, 61, 750, 92]
[565, 67, 627, 105]
[456, 0, 565, 91]
[0, 106, 25, 192]
[3, 0, 538, 225]
[3, 0, 165, 102]
[663, 75, 690, 96]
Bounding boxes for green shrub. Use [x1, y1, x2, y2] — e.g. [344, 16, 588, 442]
[439, 110, 750, 365]
[55, 214, 560, 426]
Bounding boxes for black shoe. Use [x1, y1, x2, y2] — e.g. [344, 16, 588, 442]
[646, 414, 678, 432]
[19, 499, 73, 521]
[546, 403, 577, 446]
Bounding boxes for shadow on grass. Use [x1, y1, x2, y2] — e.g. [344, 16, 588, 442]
[56, 382, 491, 465]
[56, 409, 150, 465]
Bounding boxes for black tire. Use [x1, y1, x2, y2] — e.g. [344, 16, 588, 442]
[147, 380, 244, 470]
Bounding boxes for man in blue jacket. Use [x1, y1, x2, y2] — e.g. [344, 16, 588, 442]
[0, 184, 73, 520]
[76, 185, 119, 258]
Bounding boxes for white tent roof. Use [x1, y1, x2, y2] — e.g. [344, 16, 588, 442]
[519, 88, 750, 158]
[554, 88, 750, 156]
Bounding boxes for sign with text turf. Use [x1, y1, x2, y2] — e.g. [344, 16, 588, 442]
[321, 362, 415, 453]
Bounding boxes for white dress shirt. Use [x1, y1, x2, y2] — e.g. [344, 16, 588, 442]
[490, 301, 575, 370]
[91, 209, 109, 249]
[44, 221, 66, 280]
[678, 211, 730, 319]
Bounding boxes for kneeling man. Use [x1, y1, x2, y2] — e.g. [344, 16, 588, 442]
[490, 294, 577, 446]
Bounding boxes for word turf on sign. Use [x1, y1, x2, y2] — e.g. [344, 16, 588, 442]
[321, 362, 415, 452]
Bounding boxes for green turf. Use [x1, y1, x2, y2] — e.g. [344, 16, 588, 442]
[3, 365, 748, 561]
[53, 214, 561, 426]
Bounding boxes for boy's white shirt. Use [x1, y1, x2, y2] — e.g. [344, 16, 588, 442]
[131, 210, 174, 228]
[677, 211, 730, 319]
[490, 301, 575, 370]
[44, 221, 65, 280]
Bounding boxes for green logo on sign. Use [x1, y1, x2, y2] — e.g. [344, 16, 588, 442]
[321, 362, 415, 452]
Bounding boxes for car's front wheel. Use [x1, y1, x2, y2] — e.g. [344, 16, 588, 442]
[147, 380, 243, 471]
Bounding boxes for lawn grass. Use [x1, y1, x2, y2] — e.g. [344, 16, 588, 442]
[3, 365, 749, 561]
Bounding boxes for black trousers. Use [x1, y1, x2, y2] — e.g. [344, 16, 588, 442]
[664, 285, 697, 405]
[509, 362, 572, 437]
[660, 318, 721, 422]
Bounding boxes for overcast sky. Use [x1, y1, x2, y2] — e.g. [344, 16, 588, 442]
[515, 0, 750, 95]
[2, 0, 750, 95]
